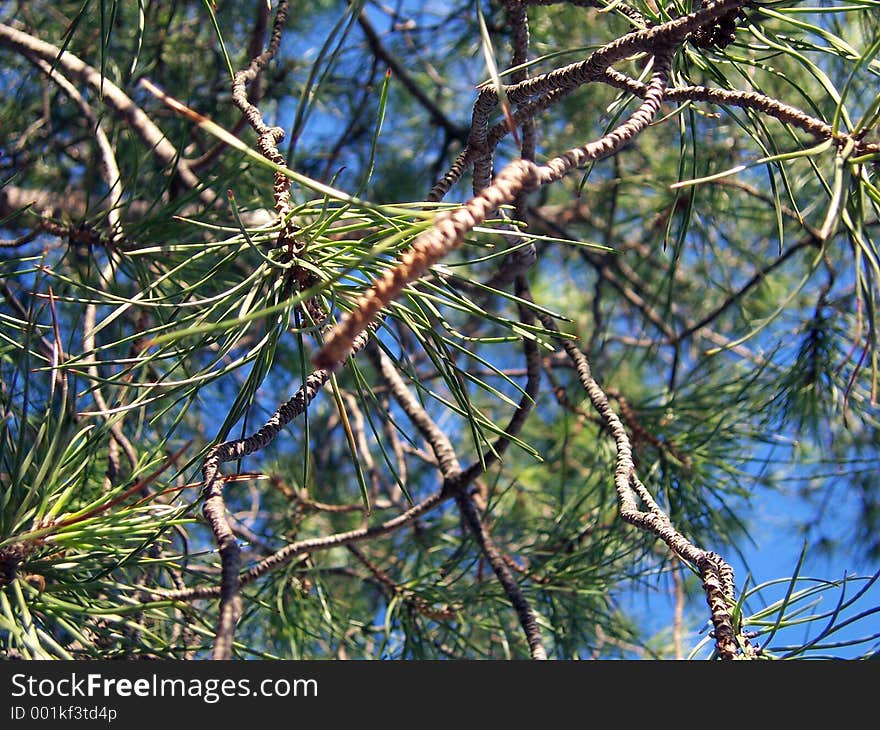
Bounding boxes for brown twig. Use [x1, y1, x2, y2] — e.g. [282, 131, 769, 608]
[368, 343, 462, 477]
[427, 88, 564, 202]
[230, 0, 298, 252]
[358, 11, 468, 144]
[526, 203, 770, 366]
[159, 486, 449, 602]
[456, 490, 548, 659]
[602, 67, 880, 158]
[368, 282, 548, 657]
[346, 544, 457, 621]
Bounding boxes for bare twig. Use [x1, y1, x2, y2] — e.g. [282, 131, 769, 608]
[368, 343, 462, 477]
[347, 544, 457, 621]
[457, 490, 548, 660]
[0, 23, 215, 206]
[602, 68, 880, 158]
[327, 331, 549, 656]
[369, 291, 547, 657]
[160, 486, 449, 602]
[358, 11, 468, 143]
[231, 0, 298, 251]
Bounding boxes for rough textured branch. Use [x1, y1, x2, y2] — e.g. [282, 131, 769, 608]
[534, 308, 740, 660]
[231, 0, 299, 249]
[457, 490, 548, 660]
[315, 46, 672, 369]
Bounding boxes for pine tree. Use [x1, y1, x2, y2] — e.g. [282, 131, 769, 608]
[1, 0, 877, 660]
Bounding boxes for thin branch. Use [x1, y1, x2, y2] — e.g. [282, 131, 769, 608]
[483, 1, 538, 288]
[461, 278, 542, 484]
[526, 204, 771, 366]
[533, 308, 739, 660]
[0, 230, 39, 248]
[346, 544, 457, 621]
[0, 22, 215, 206]
[358, 11, 468, 144]
[368, 343, 462, 477]
[83, 302, 139, 476]
[231, 0, 297, 250]
[158, 487, 449, 602]
[340, 389, 383, 500]
[30, 54, 139, 477]
[369, 270, 546, 657]
[428, 88, 563, 202]
[578, 249, 679, 342]
[26, 56, 124, 238]
[456, 490, 548, 660]
[380, 395, 409, 506]
[602, 68, 880, 158]
[189, 0, 273, 171]
[671, 235, 818, 345]
[201, 329, 371, 659]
